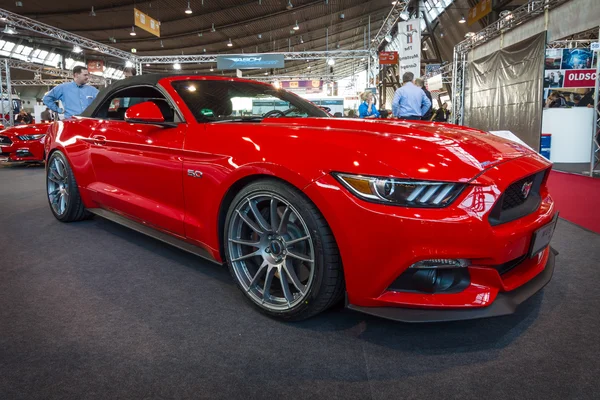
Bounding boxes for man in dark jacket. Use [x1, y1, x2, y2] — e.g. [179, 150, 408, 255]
[415, 78, 433, 120]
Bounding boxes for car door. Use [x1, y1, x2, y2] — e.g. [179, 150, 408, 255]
[85, 85, 187, 236]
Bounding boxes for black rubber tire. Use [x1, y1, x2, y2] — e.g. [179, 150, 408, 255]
[46, 150, 91, 222]
[224, 179, 345, 321]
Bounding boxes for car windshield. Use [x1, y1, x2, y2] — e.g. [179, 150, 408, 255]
[171, 79, 330, 122]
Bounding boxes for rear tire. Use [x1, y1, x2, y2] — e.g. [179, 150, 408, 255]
[46, 150, 90, 222]
[224, 179, 344, 321]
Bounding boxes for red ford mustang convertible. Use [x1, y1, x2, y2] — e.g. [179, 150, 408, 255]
[44, 74, 557, 322]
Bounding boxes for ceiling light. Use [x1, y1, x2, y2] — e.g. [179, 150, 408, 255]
[185, 1, 193, 14]
[439, 31, 445, 38]
[145, 64, 150, 67]
[130, 26, 137, 36]
[257, 33, 262, 39]
[160, 40, 164, 48]
[339, 13, 345, 19]
[109, 36, 116, 43]
[327, 58, 335, 66]
[400, 11, 409, 21]
[459, 15, 466, 24]
[173, 62, 181, 70]
[299, 36, 303, 43]
[211, 23, 216, 32]
[307, 65, 311, 69]
[72, 45, 83, 53]
[293, 20, 299, 30]
[210, 67, 214, 72]
[15, 1, 23, 6]
[384, 34, 392, 43]
[264, 72, 269, 75]
[286, 1, 293, 10]
[422, 46, 427, 51]
[89, 6, 96, 17]
[131, 48, 137, 53]
[227, 38, 233, 47]
[198, 32, 203, 37]
[2, 25, 17, 34]
[391, 1, 397, 4]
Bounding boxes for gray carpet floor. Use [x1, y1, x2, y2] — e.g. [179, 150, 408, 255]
[1, 164, 599, 400]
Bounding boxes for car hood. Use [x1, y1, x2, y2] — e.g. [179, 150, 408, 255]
[262, 118, 535, 182]
[3, 123, 50, 137]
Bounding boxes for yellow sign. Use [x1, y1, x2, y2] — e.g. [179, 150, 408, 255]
[134, 8, 160, 37]
[467, 0, 492, 26]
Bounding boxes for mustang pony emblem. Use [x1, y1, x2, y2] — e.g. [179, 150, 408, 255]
[521, 181, 533, 198]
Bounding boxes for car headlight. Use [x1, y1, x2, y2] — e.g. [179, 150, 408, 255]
[332, 172, 466, 207]
[17, 134, 45, 141]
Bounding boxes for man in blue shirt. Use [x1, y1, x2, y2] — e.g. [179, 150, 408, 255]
[392, 72, 431, 120]
[43, 66, 99, 119]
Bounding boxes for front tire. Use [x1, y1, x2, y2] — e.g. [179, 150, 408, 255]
[224, 179, 344, 321]
[46, 150, 90, 222]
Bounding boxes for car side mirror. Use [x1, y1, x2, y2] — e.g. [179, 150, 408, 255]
[125, 101, 165, 123]
[124, 101, 177, 127]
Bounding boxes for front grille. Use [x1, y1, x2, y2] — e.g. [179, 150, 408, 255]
[488, 169, 548, 226]
[502, 175, 535, 210]
[0, 135, 13, 146]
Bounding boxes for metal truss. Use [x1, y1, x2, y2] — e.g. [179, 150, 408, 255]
[136, 50, 370, 64]
[546, 40, 595, 49]
[0, 59, 14, 127]
[0, 7, 133, 61]
[1, 58, 105, 85]
[450, 48, 466, 125]
[4, 79, 70, 86]
[451, 0, 569, 126]
[368, 0, 409, 84]
[370, 1, 410, 50]
[591, 27, 600, 177]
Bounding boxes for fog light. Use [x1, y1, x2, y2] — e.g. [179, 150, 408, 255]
[410, 259, 470, 269]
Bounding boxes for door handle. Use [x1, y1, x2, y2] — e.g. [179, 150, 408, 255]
[91, 135, 106, 145]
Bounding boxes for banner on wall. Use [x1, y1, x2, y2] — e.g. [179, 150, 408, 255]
[134, 8, 160, 37]
[217, 54, 284, 69]
[397, 19, 421, 78]
[563, 69, 597, 87]
[467, 0, 492, 26]
[281, 80, 323, 93]
[87, 60, 104, 73]
[379, 51, 398, 65]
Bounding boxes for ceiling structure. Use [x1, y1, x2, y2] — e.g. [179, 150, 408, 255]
[1, 0, 531, 97]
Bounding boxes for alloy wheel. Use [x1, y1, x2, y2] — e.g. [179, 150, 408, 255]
[228, 192, 315, 311]
[47, 156, 70, 216]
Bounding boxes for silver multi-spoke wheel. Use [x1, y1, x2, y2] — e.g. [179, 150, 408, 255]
[47, 156, 70, 216]
[228, 192, 316, 311]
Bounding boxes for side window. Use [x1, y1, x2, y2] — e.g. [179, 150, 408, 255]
[93, 86, 177, 122]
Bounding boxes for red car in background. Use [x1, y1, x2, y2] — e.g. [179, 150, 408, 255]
[0, 123, 49, 163]
[43, 74, 557, 322]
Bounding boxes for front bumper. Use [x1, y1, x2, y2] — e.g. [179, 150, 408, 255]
[347, 247, 556, 322]
[303, 153, 556, 320]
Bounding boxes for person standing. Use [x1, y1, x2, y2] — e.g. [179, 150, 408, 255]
[43, 66, 99, 119]
[392, 72, 431, 120]
[40, 107, 53, 122]
[433, 102, 451, 122]
[415, 78, 433, 121]
[358, 91, 380, 119]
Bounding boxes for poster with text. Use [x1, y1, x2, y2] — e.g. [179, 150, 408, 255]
[397, 19, 421, 79]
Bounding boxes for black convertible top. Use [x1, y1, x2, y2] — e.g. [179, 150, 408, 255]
[80, 73, 193, 118]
